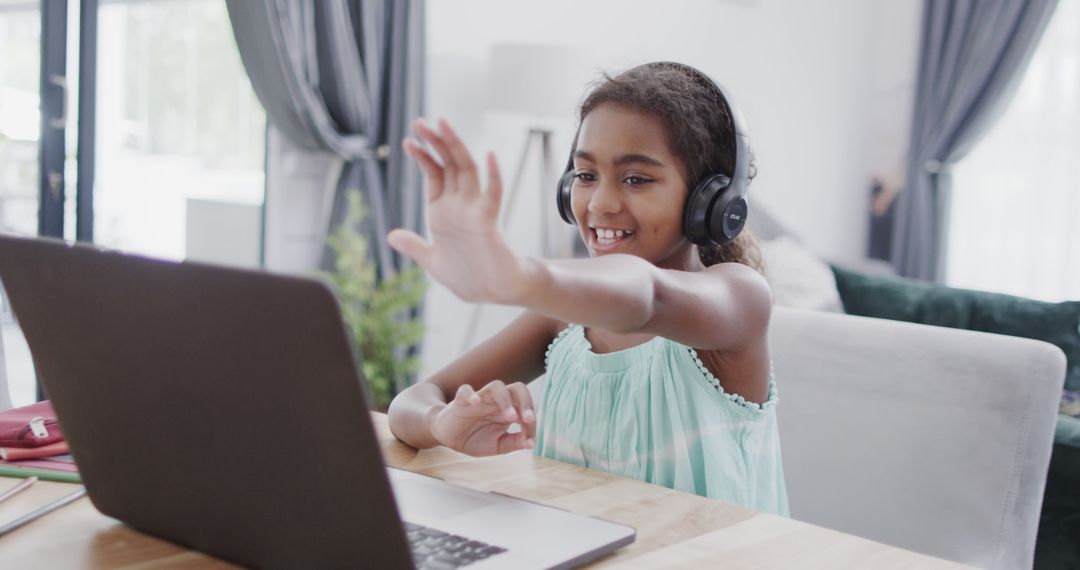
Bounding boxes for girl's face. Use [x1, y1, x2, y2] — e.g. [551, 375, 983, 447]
[570, 103, 700, 271]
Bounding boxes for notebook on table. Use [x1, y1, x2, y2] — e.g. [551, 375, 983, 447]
[0, 234, 635, 570]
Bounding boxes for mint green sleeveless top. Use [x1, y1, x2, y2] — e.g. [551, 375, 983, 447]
[534, 324, 789, 516]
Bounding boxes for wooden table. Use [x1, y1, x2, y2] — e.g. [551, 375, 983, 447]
[0, 412, 968, 569]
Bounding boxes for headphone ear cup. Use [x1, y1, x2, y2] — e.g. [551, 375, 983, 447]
[556, 170, 576, 225]
[683, 174, 729, 245]
[712, 193, 748, 245]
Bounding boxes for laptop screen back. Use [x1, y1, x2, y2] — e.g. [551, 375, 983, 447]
[0, 235, 414, 569]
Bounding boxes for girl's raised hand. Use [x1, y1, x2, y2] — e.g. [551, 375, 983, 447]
[388, 118, 532, 305]
[429, 380, 536, 457]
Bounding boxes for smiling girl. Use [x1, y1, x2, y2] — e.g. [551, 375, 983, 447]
[387, 62, 787, 515]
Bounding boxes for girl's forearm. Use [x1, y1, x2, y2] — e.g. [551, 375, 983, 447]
[510, 254, 658, 333]
[387, 381, 447, 449]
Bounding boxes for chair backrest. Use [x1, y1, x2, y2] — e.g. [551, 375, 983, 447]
[772, 307, 1064, 570]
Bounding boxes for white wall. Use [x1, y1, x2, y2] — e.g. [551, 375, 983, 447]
[263, 126, 342, 273]
[257, 1, 923, 378]
[418, 0, 922, 377]
[866, 2, 923, 190]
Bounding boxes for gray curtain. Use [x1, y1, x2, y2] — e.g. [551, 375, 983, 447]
[225, 0, 425, 278]
[890, 0, 1059, 281]
[226, 0, 425, 394]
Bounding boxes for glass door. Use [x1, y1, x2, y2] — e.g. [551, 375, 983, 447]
[1, 0, 267, 407]
[93, 0, 266, 267]
[0, 0, 40, 237]
[0, 0, 43, 406]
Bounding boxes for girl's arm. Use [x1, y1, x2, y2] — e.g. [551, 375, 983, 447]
[388, 118, 771, 354]
[387, 309, 559, 451]
[512, 253, 771, 352]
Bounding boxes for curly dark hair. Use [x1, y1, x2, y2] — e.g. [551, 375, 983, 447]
[574, 62, 763, 272]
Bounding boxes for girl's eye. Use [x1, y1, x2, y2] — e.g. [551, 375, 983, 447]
[624, 175, 652, 186]
[573, 171, 597, 182]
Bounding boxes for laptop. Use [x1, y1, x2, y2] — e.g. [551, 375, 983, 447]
[0, 234, 635, 569]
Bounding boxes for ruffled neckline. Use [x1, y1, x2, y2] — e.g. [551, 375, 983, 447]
[545, 323, 779, 414]
[546, 324, 663, 373]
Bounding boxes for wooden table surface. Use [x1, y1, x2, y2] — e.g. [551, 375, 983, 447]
[0, 412, 969, 569]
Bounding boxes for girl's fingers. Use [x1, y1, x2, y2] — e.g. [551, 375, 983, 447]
[486, 151, 504, 213]
[414, 119, 459, 184]
[507, 379, 535, 416]
[496, 430, 530, 454]
[437, 119, 481, 196]
[477, 380, 517, 423]
[506, 383, 536, 444]
[449, 384, 483, 415]
[403, 138, 445, 201]
[455, 383, 482, 406]
[386, 229, 433, 270]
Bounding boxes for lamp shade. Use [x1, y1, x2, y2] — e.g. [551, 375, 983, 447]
[486, 43, 593, 120]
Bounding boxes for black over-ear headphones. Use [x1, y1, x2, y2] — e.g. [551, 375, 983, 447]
[555, 63, 751, 247]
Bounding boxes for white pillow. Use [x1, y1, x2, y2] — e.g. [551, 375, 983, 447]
[758, 236, 844, 313]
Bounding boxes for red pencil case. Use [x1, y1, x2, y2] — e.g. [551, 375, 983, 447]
[0, 400, 65, 447]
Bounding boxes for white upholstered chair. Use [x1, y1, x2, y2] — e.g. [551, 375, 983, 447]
[772, 307, 1064, 569]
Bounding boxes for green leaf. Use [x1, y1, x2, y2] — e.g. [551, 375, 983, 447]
[311, 189, 427, 410]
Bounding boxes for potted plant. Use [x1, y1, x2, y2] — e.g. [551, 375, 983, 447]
[321, 190, 426, 411]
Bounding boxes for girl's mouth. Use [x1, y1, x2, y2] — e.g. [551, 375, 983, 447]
[589, 227, 635, 252]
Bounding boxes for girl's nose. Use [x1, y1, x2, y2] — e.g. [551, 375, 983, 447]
[586, 181, 622, 216]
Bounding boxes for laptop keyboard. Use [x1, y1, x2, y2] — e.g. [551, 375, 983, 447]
[405, 521, 507, 569]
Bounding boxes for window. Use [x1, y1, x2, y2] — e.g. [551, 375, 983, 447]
[0, 0, 41, 408]
[946, 0, 1080, 302]
[0, 0, 265, 407]
[0, 0, 40, 237]
[95, 0, 265, 266]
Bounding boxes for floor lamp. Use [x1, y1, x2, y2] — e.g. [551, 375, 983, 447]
[459, 44, 586, 353]
[459, 126, 556, 353]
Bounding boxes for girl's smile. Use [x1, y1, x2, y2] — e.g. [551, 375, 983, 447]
[589, 226, 636, 251]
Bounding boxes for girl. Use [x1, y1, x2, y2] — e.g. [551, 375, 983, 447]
[386, 62, 788, 515]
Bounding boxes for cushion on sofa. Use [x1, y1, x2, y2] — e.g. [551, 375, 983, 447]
[830, 264, 1080, 392]
[759, 237, 843, 313]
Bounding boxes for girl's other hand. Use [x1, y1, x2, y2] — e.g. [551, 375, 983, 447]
[388, 118, 533, 305]
[429, 380, 537, 457]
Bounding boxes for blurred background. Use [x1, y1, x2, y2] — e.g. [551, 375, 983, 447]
[0, 0, 1076, 404]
